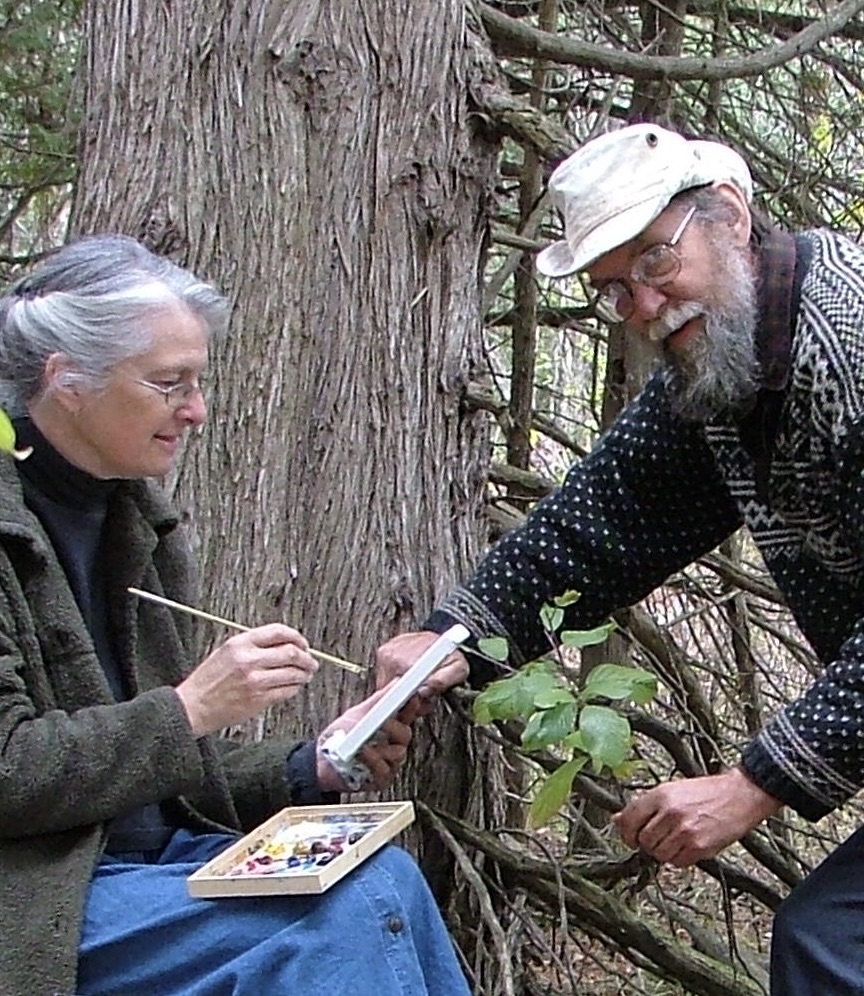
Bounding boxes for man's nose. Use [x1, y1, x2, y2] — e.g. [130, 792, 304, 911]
[628, 283, 669, 330]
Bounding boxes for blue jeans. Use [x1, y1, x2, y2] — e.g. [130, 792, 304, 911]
[771, 823, 864, 994]
[77, 829, 469, 996]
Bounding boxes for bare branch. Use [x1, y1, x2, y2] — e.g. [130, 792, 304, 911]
[477, 0, 864, 81]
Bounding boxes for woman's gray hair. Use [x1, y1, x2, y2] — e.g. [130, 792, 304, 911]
[0, 234, 230, 412]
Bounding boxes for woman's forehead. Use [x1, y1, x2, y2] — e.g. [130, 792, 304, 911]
[126, 307, 209, 370]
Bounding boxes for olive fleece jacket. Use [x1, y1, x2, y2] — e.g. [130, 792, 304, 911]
[0, 457, 302, 996]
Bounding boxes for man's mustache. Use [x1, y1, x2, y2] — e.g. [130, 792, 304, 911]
[646, 301, 705, 343]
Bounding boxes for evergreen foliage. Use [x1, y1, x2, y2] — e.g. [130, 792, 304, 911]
[0, 0, 81, 276]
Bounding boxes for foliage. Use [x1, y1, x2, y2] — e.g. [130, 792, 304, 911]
[0, 407, 31, 459]
[0, 0, 82, 273]
[472, 591, 657, 827]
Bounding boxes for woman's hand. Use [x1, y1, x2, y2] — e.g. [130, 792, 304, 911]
[176, 624, 319, 737]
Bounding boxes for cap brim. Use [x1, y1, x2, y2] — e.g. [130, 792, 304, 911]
[555, 199, 670, 276]
[536, 240, 578, 277]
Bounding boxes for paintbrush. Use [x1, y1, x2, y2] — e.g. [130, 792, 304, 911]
[128, 587, 366, 675]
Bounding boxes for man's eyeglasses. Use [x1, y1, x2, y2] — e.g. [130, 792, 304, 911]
[130, 376, 206, 408]
[592, 205, 697, 323]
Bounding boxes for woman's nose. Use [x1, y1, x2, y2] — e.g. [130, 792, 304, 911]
[177, 392, 207, 426]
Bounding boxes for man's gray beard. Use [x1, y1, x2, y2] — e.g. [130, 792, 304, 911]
[658, 248, 760, 423]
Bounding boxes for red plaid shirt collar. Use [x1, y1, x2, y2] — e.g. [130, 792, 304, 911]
[754, 226, 797, 391]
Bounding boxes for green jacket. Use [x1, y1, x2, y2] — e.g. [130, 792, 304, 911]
[0, 456, 300, 996]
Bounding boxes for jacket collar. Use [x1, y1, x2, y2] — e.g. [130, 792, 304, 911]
[0, 449, 179, 566]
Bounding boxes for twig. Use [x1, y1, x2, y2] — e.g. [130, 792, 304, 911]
[127, 587, 366, 674]
[419, 801, 518, 996]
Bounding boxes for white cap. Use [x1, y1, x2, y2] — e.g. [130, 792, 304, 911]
[536, 124, 753, 277]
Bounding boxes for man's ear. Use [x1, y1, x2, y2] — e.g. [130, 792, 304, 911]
[42, 352, 85, 413]
[712, 181, 752, 248]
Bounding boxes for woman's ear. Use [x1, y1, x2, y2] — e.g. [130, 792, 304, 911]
[713, 181, 752, 248]
[42, 353, 85, 413]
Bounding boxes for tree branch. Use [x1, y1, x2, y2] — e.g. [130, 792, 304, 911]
[476, 0, 864, 81]
[422, 803, 767, 996]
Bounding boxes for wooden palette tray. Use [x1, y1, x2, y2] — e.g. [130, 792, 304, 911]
[187, 801, 415, 897]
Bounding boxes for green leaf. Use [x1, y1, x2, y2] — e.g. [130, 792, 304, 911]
[553, 590, 581, 607]
[477, 636, 509, 662]
[579, 705, 632, 772]
[473, 661, 560, 724]
[533, 685, 575, 709]
[0, 410, 15, 452]
[473, 680, 518, 725]
[540, 604, 564, 634]
[582, 664, 657, 704]
[610, 759, 644, 780]
[627, 672, 658, 706]
[522, 701, 578, 750]
[0, 408, 31, 460]
[528, 756, 587, 827]
[560, 623, 615, 649]
[562, 730, 586, 751]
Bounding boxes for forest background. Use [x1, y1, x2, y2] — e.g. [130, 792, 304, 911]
[2, 1, 864, 993]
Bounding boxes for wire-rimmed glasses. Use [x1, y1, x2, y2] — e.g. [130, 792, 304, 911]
[129, 376, 206, 409]
[592, 205, 697, 323]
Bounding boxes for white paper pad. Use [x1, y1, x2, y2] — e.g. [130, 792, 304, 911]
[329, 624, 470, 764]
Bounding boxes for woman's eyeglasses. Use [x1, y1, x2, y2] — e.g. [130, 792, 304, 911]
[129, 377, 206, 409]
[592, 205, 697, 323]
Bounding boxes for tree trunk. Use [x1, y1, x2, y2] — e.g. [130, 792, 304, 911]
[73, 0, 502, 927]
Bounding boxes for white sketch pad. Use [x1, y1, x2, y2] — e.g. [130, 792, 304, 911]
[329, 624, 470, 764]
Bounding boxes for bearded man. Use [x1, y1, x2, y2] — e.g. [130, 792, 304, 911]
[376, 123, 864, 993]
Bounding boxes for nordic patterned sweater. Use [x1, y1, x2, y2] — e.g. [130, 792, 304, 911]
[428, 227, 864, 822]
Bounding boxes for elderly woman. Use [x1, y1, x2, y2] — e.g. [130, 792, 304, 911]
[0, 235, 469, 996]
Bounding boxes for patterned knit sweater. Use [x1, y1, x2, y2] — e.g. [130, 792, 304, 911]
[429, 228, 864, 822]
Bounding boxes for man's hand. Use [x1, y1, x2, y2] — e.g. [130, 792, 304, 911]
[612, 767, 782, 867]
[316, 685, 421, 793]
[176, 624, 319, 737]
[375, 630, 469, 698]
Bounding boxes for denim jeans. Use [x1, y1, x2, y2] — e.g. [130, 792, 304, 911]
[77, 829, 470, 995]
[771, 822, 864, 994]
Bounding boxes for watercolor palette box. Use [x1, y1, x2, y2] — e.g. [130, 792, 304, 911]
[187, 801, 415, 897]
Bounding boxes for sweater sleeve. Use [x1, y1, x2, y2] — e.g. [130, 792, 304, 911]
[741, 411, 864, 820]
[427, 375, 743, 682]
[736, 233, 864, 819]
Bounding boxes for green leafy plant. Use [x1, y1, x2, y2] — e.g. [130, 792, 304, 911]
[0, 408, 31, 460]
[472, 591, 656, 827]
